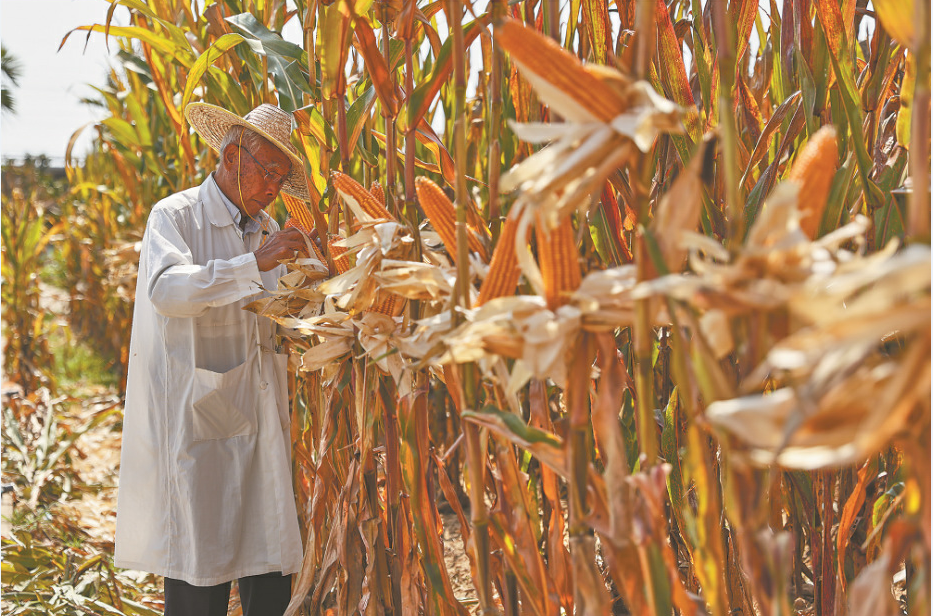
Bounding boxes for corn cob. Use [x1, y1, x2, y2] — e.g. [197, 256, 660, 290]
[536, 215, 581, 310]
[371, 291, 405, 317]
[332, 171, 393, 222]
[788, 125, 838, 239]
[285, 218, 327, 263]
[281, 193, 317, 237]
[281, 193, 327, 262]
[495, 19, 627, 122]
[369, 181, 386, 208]
[414, 176, 486, 259]
[366, 181, 405, 316]
[477, 213, 523, 306]
[327, 235, 352, 274]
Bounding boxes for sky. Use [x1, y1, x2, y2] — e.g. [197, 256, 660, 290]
[0, 0, 127, 164]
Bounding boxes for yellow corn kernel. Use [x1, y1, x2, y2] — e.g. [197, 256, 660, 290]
[536, 215, 581, 310]
[788, 125, 838, 239]
[477, 213, 522, 306]
[371, 291, 405, 317]
[414, 176, 486, 259]
[332, 171, 393, 222]
[496, 19, 627, 122]
[369, 181, 386, 208]
[281, 193, 317, 237]
[327, 236, 351, 275]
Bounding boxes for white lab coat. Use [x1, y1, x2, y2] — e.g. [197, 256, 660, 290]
[114, 176, 302, 586]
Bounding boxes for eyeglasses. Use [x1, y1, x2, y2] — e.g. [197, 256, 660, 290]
[238, 145, 288, 186]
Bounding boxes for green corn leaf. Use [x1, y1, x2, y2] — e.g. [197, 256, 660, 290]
[180, 33, 246, 113]
[123, 94, 152, 147]
[102, 118, 142, 148]
[226, 13, 307, 62]
[582, 0, 612, 65]
[662, 389, 688, 534]
[207, 72, 253, 117]
[295, 103, 339, 149]
[397, 15, 489, 134]
[318, 0, 356, 100]
[588, 203, 619, 266]
[465, 406, 562, 447]
[225, 13, 315, 111]
[897, 52, 916, 149]
[61, 25, 193, 67]
[564, 0, 583, 51]
[819, 155, 857, 233]
[825, 46, 885, 208]
[740, 91, 802, 188]
[238, 38, 313, 111]
[347, 85, 378, 155]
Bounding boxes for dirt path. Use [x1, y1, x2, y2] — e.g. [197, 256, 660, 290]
[441, 511, 479, 611]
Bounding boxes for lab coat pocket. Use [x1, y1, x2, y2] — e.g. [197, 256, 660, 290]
[192, 361, 257, 441]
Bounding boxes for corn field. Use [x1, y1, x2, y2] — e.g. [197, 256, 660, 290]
[6, 0, 929, 614]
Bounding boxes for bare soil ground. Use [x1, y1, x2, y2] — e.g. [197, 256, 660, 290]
[441, 511, 479, 611]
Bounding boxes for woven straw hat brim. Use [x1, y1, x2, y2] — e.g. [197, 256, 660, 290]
[185, 102, 309, 201]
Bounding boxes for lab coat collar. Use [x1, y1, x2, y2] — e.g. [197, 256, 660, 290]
[201, 174, 269, 238]
[200, 174, 237, 229]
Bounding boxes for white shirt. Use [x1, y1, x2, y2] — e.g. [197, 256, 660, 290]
[114, 175, 302, 585]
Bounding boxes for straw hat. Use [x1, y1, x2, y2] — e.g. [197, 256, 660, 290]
[185, 102, 309, 200]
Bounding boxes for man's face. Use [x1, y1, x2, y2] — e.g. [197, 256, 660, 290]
[228, 138, 292, 217]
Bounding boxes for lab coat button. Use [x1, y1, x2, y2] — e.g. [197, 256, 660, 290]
[260, 382, 268, 390]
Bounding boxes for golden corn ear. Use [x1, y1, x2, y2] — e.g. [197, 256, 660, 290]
[332, 171, 393, 222]
[477, 213, 522, 306]
[414, 176, 486, 259]
[536, 215, 581, 310]
[281, 193, 317, 237]
[327, 236, 352, 275]
[788, 125, 838, 239]
[284, 218, 326, 263]
[371, 291, 405, 317]
[369, 181, 386, 208]
[496, 19, 627, 122]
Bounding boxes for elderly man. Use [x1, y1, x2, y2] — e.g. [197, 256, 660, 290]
[115, 103, 310, 616]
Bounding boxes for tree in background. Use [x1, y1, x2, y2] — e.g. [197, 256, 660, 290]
[1, 45, 22, 116]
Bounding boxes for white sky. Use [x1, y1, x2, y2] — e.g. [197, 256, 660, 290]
[0, 0, 128, 163]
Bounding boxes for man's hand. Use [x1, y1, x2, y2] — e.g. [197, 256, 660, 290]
[254, 227, 309, 272]
[296, 225, 323, 252]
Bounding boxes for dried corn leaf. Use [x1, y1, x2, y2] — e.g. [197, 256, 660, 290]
[790, 244, 931, 326]
[570, 536, 613, 614]
[355, 312, 404, 383]
[708, 337, 930, 469]
[846, 553, 901, 616]
[372, 260, 455, 301]
[699, 309, 734, 359]
[649, 134, 715, 273]
[299, 337, 354, 372]
[461, 407, 569, 478]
